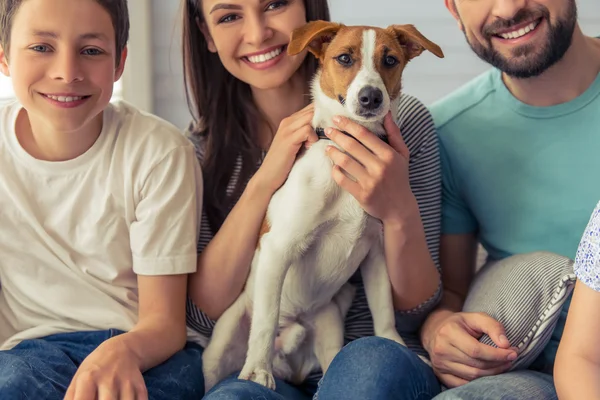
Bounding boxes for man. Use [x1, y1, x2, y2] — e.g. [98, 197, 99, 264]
[421, 0, 600, 398]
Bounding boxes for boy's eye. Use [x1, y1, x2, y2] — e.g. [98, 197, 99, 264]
[30, 45, 49, 53]
[82, 48, 102, 56]
[266, 0, 288, 11]
[218, 14, 240, 24]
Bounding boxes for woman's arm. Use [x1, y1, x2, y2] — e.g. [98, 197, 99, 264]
[555, 280, 600, 399]
[383, 96, 442, 311]
[188, 175, 274, 320]
[325, 95, 441, 312]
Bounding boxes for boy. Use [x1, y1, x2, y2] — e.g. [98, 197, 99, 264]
[0, 0, 204, 399]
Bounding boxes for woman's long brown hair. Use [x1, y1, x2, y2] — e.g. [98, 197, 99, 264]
[182, 0, 331, 235]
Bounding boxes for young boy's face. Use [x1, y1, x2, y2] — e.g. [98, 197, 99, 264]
[0, 0, 127, 134]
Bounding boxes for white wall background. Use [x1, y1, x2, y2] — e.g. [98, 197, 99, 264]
[151, 0, 600, 130]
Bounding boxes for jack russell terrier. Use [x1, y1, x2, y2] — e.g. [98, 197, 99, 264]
[202, 20, 444, 391]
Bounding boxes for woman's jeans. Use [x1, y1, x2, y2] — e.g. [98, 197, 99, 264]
[204, 336, 441, 400]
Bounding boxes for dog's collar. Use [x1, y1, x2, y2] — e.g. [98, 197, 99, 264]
[315, 127, 389, 145]
[315, 127, 351, 141]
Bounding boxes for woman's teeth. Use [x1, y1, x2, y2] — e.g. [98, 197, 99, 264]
[246, 46, 284, 64]
[46, 95, 85, 102]
[498, 20, 540, 40]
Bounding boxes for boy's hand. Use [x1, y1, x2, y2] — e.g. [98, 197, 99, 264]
[65, 336, 148, 400]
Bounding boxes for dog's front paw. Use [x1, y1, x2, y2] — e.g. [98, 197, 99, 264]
[238, 366, 276, 390]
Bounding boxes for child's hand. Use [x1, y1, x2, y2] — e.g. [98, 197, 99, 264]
[65, 337, 148, 400]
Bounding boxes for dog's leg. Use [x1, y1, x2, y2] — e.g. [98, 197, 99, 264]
[312, 283, 356, 374]
[202, 293, 249, 392]
[333, 281, 356, 320]
[237, 234, 298, 390]
[276, 322, 307, 355]
[360, 242, 407, 347]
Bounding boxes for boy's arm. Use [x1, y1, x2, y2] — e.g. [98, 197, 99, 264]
[555, 280, 600, 399]
[64, 275, 189, 400]
[66, 142, 202, 399]
[112, 274, 188, 371]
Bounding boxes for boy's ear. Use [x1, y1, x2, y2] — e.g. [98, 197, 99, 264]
[114, 47, 128, 82]
[197, 17, 217, 53]
[0, 45, 10, 77]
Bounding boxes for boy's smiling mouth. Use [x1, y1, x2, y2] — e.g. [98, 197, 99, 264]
[40, 92, 92, 107]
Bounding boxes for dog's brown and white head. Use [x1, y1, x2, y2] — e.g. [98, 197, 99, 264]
[288, 21, 444, 131]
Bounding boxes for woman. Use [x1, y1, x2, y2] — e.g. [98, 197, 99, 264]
[182, 0, 443, 398]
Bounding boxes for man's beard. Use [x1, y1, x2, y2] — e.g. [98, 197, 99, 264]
[462, 1, 577, 78]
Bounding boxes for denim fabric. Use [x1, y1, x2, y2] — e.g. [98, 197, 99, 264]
[314, 337, 441, 400]
[203, 372, 316, 400]
[433, 370, 556, 400]
[0, 329, 204, 400]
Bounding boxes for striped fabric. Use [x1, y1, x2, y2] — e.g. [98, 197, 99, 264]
[463, 251, 576, 370]
[185, 93, 443, 383]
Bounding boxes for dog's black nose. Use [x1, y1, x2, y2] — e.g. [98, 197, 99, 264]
[358, 86, 383, 110]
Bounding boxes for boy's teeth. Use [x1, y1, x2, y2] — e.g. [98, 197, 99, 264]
[46, 95, 84, 102]
[247, 46, 283, 64]
[499, 20, 539, 40]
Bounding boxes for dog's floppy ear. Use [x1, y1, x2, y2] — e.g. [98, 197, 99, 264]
[388, 24, 444, 61]
[288, 20, 343, 59]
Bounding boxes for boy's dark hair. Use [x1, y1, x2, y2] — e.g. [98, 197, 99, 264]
[183, 0, 331, 235]
[0, 0, 129, 65]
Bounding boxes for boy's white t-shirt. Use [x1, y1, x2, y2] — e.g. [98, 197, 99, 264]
[0, 100, 203, 350]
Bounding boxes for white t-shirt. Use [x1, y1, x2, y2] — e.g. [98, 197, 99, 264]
[0, 100, 203, 350]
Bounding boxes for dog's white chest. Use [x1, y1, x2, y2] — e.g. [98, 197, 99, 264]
[262, 141, 379, 313]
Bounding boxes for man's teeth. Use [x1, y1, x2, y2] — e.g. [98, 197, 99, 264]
[46, 95, 85, 102]
[499, 20, 539, 39]
[247, 47, 283, 64]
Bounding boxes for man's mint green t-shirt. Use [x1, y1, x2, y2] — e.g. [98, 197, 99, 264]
[432, 68, 600, 262]
[430, 67, 600, 371]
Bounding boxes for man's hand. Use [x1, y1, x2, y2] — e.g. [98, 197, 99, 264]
[425, 312, 519, 388]
[65, 336, 148, 400]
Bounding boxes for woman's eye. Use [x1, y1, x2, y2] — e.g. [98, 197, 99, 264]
[266, 1, 288, 11]
[218, 14, 239, 24]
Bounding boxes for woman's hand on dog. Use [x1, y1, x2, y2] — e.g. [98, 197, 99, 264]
[254, 103, 318, 194]
[324, 111, 415, 224]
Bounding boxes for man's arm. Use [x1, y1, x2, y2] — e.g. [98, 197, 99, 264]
[420, 233, 517, 388]
[420, 232, 478, 345]
[555, 280, 600, 399]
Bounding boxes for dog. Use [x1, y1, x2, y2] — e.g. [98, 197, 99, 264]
[202, 20, 444, 392]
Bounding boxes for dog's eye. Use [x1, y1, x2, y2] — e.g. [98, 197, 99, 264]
[336, 54, 353, 66]
[384, 55, 398, 67]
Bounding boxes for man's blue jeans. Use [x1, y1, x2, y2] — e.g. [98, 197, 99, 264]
[203, 337, 441, 399]
[0, 329, 204, 399]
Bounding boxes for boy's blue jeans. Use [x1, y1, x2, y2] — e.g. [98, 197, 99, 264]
[0, 329, 204, 399]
